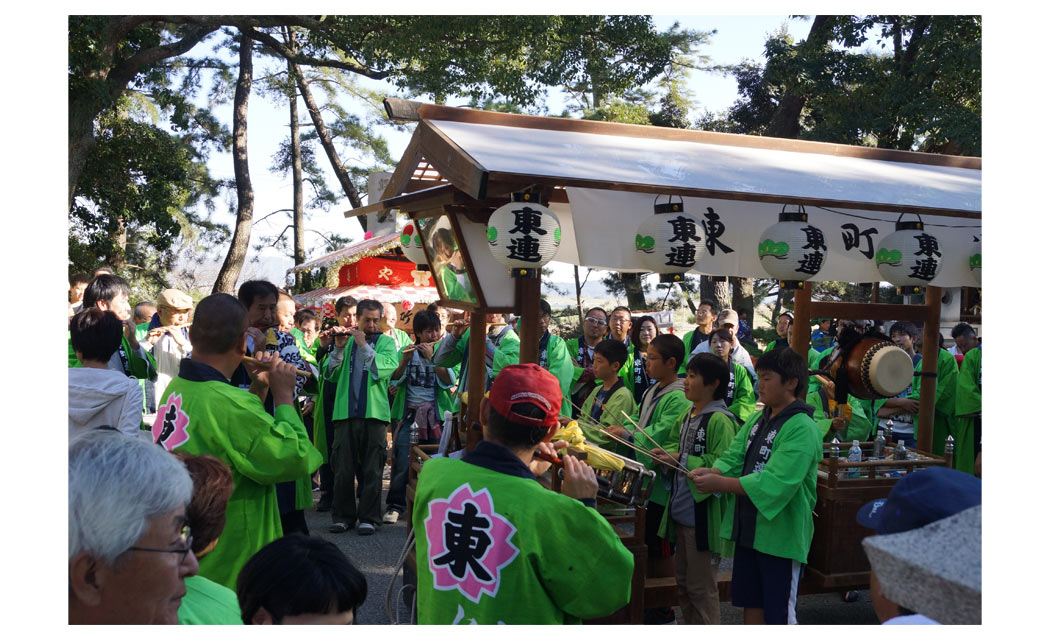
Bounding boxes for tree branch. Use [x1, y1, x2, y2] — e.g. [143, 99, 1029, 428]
[246, 28, 393, 79]
[107, 23, 221, 101]
[252, 208, 294, 226]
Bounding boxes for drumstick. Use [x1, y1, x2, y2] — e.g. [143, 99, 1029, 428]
[242, 356, 313, 378]
[619, 410, 680, 463]
[567, 398, 685, 471]
[598, 429, 686, 473]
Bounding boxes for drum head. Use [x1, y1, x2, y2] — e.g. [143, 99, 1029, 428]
[866, 345, 914, 397]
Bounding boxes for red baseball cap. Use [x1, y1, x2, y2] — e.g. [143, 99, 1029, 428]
[488, 364, 563, 429]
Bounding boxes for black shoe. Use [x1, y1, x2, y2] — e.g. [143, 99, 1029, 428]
[842, 590, 859, 603]
[316, 493, 332, 512]
[643, 606, 676, 625]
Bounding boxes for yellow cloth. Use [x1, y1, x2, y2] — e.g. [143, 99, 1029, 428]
[551, 422, 625, 472]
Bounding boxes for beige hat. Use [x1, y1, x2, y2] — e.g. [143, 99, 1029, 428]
[156, 288, 194, 310]
[716, 308, 739, 328]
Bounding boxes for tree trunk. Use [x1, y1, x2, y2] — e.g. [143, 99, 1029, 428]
[700, 275, 732, 312]
[731, 276, 755, 316]
[573, 265, 584, 326]
[289, 60, 366, 232]
[213, 31, 255, 294]
[764, 15, 834, 139]
[287, 28, 306, 289]
[621, 273, 647, 309]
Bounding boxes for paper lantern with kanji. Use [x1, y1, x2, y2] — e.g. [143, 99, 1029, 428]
[634, 200, 705, 283]
[968, 235, 981, 287]
[486, 193, 561, 277]
[875, 221, 944, 295]
[757, 210, 828, 289]
[399, 222, 428, 267]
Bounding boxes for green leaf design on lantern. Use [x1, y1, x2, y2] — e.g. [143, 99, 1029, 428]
[876, 248, 903, 266]
[554, 227, 562, 244]
[635, 234, 655, 252]
[758, 239, 790, 259]
[400, 233, 411, 246]
[486, 226, 498, 244]
[969, 253, 981, 270]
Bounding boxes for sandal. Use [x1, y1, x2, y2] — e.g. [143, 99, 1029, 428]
[328, 521, 351, 534]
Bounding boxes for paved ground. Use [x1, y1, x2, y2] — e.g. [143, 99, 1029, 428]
[304, 472, 879, 625]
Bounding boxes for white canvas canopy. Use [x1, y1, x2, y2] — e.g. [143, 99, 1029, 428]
[351, 102, 981, 288]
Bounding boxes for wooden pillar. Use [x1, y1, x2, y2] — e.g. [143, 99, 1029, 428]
[915, 286, 942, 454]
[465, 310, 488, 452]
[790, 282, 812, 359]
[516, 276, 542, 364]
[871, 282, 881, 303]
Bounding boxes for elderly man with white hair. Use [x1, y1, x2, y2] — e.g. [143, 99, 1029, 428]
[69, 428, 199, 624]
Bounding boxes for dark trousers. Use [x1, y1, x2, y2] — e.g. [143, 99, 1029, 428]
[331, 417, 387, 527]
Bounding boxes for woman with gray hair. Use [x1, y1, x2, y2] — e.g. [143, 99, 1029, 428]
[69, 428, 199, 624]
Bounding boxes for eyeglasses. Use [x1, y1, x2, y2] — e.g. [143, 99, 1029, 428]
[584, 317, 608, 326]
[128, 526, 194, 564]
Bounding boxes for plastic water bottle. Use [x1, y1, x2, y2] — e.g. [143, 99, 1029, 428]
[893, 439, 907, 461]
[872, 429, 887, 459]
[847, 440, 863, 478]
[944, 434, 955, 459]
[829, 436, 840, 459]
[409, 420, 420, 445]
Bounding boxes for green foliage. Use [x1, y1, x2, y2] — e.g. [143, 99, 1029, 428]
[702, 15, 981, 155]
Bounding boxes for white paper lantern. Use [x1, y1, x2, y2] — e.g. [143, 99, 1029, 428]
[757, 209, 828, 289]
[968, 235, 981, 287]
[875, 220, 944, 295]
[399, 222, 428, 267]
[635, 200, 705, 283]
[486, 193, 561, 276]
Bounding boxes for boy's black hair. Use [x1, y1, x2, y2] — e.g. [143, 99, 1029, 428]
[648, 333, 684, 371]
[486, 402, 549, 449]
[237, 280, 279, 308]
[594, 339, 628, 371]
[686, 353, 731, 400]
[335, 296, 358, 314]
[540, 299, 552, 317]
[236, 535, 367, 625]
[81, 274, 131, 310]
[412, 310, 440, 340]
[69, 272, 90, 286]
[356, 299, 383, 316]
[754, 347, 809, 399]
[70, 309, 123, 363]
[889, 321, 919, 339]
[189, 294, 248, 355]
[293, 308, 316, 326]
[951, 322, 976, 339]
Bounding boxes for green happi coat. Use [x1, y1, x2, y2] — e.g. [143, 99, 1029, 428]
[953, 346, 980, 475]
[492, 332, 574, 417]
[806, 388, 873, 442]
[658, 406, 739, 557]
[156, 373, 322, 590]
[412, 455, 634, 624]
[725, 360, 757, 424]
[907, 348, 960, 456]
[713, 404, 822, 564]
[578, 382, 637, 455]
[631, 384, 691, 507]
[324, 334, 399, 423]
[178, 575, 243, 625]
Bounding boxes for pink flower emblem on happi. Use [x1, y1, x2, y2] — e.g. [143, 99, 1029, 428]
[152, 394, 191, 451]
[424, 483, 519, 603]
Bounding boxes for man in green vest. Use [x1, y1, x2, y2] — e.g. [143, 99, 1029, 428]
[565, 306, 608, 417]
[324, 299, 399, 536]
[681, 298, 717, 356]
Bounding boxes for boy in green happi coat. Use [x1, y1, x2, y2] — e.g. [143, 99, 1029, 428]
[492, 301, 575, 416]
[323, 299, 399, 535]
[954, 344, 980, 475]
[577, 340, 637, 454]
[608, 334, 690, 623]
[152, 294, 322, 591]
[413, 364, 633, 624]
[657, 353, 739, 624]
[689, 347, 822, 625]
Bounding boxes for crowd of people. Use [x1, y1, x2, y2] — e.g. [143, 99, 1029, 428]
[67, 268, 982, 625]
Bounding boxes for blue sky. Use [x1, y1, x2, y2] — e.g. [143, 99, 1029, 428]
[182, 15, 814, 285]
